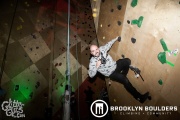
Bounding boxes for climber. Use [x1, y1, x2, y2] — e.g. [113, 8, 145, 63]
[88, 36, 150, 103]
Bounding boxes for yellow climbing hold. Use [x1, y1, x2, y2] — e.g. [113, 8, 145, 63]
[92, 13, 97, 17]
[19, 16, 24, 22]
[17, 25, 23, 30]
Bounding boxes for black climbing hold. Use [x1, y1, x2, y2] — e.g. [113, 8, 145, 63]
[29, 92, 33, 98]
[117, 5, 122, 10]
[111, 9, 114, 12]
[118, 36, 121, 42]
[15, 85, 19, 91]
[108, 24, 110, 27]
[117, 21, 121, 26]
[131, 37, 136, 43]
[127, 20, 130, 24]
[102, 0, 105, 3]
[36, 81, 40, 86]
[31, 34, 36, 39]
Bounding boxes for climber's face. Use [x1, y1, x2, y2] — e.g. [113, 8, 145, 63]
[90, 45, 100, 57]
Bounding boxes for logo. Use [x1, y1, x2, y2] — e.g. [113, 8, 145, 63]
[1, 98, 25, 118]
[90, 100, 108, 118]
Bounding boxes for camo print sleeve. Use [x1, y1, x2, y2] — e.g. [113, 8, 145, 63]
[88, 58, 98, 78]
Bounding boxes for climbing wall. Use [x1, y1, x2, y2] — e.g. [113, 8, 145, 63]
[97, 0, 127, 60]
[97, 0, 180, 120]
[90, 0, 101, 31]
[0, 0, 99, 119]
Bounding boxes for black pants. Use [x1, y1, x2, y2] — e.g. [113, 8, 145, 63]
[109, 58, 141, 99]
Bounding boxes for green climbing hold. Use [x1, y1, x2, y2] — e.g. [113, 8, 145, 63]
[131, 0, 138, 7]
[160, 39, 168, 51]
[131, 16, 144, 28]
[157, 52, 174, 67]
[158, 79, 163, 85]
[158, 52, 166, 64]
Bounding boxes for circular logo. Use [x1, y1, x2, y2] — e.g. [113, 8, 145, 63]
[90, 100, 108, 118]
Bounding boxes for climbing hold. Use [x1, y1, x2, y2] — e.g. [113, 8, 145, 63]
[55, 63, 58, 67]
[29, 92, 33, 98]
[157, 52, 174, 67]
[93, 8, 97, 12]
[92, 13, 97, 17]
[102, 0, 105, 3]
[108, 24, 111, 27]
[19, 16, 24, 22]
[117, 5, 122, 10]
[111, 9, 114, 12]
[31, 34, 36, 39]
[131, 37, 136, 43]
[158, 79, 163, 85]
[15, 85, 19, 91]
[117, 36, 121, 42]
[117, 21, 121, 26]
[160, 39, 168, 51]
[131, 0, 138, 7]
[127, 20, 130, 24]
[131, 16, 144, 28]
[17, 25, 22, 30]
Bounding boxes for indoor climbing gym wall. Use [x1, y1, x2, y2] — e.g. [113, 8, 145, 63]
[97, 0, 180, 120]
[0, 0, 99, 119]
